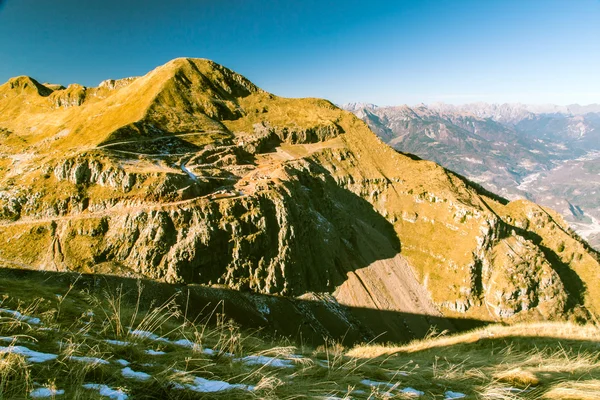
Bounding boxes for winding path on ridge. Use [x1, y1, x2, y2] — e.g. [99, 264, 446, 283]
[0, 137, 345, 228]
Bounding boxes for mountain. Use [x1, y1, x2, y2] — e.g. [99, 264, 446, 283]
[344, 102, 600, 250]
[1, 59, 599, 342]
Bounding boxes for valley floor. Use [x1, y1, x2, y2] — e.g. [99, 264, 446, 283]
[1, 274, 600, 399]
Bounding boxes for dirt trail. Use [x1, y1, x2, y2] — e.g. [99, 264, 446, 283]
[0, 138, 346, 228]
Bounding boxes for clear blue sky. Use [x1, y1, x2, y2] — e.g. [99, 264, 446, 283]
[1, 0, 599, 106]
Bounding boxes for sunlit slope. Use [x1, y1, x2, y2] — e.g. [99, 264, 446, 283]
[1, 270, 598, 400]
[0, 58, 598, 326]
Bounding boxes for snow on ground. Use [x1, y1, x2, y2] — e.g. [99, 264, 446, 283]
[444, 391, 466, 399]
[0, 345, 57, 363]
[70, 356, 110, 365]
[0, 308, 41, 324]
[128, 329, 169, 342]
[116, 359, 130, 366]
[360, 380, 425, 397]
[105, 339, 130, 346]
[236, 354, 295, 368]
[0, 336, 16, 343]
[360, 379, 395, 389]
[175, 376, 254, 393]
[30, 387, 65, 398]
[121, 367, 152, 381]
[400, 387, 425, 396]
[144, 349, 166, 355]
[171, 338, 202, 350]
[108, 332, 236, 358]
[83, 384, 128, 400]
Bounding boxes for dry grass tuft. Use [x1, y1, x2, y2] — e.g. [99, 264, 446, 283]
[493, 368, 541, 387]
[544, 380, 600, 399]
[0, 352, 32, 397]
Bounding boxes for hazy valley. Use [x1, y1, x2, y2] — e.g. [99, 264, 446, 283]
[343, 102, 600, 250]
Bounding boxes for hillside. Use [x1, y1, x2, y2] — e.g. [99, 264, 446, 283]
[1, 58, 600, 334]
[1, 271, 599, 399]
[344, 103, 600, 250]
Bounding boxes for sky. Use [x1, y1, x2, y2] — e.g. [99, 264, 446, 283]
[0, 0, 599, 106]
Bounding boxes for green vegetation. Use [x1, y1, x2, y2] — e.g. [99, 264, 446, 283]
[1, 274, 600, 399]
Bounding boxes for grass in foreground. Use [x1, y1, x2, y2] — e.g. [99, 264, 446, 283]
[0, 274, 600, 399]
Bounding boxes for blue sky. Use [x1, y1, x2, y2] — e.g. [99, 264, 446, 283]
[0, 0, 599, 105]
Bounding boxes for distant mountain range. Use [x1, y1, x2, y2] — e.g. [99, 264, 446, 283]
[343, 102, 600, 249]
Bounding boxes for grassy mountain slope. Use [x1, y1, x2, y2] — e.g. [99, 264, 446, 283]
[1, 271, 599, 399]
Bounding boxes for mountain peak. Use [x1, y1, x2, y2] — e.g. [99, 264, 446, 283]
[2, 75, 53, 97]
[150, 57, 261, 99]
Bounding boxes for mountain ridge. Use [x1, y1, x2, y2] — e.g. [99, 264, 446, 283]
[343, 101, 600, 251]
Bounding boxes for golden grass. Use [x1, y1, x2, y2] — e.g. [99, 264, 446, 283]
[494, 368, 541, 387]
[544, 380, 600, 399]
[1, 271, 600, 399]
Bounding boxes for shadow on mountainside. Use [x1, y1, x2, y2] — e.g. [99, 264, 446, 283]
[0, 268, 487, 347]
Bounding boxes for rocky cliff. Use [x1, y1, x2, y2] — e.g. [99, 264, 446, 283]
[0, 58, 598, 329]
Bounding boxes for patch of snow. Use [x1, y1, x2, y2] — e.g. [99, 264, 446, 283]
[360, 379, 395, 389]
[105, 339, 130, 346]
[236, 355, 295, 368]
[115, 359, 130, 366]
[0, 308, 41, 325]
[128, 329, 169, 343]
[445, 391, 466, 399]
[129, 329, 159, 340]
[180, 376, 254, 393]
[121, 367, 152, 381]
[201, 347, 233, 357]
[0, 345, 57, 363]
[83, 384, 128, 400]
[144, 349, 166, 356]
[30, 388, 65, 398]
[171, 339, 199, 349]
[0, 336, 16, 343]
[400, 387, 425, 396]
[180, 163, 198, 181]
[70, 356, 110, 365]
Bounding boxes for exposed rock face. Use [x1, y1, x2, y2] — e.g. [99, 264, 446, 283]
[0, 58, 599, 330]
[98, 77, 138, 90]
